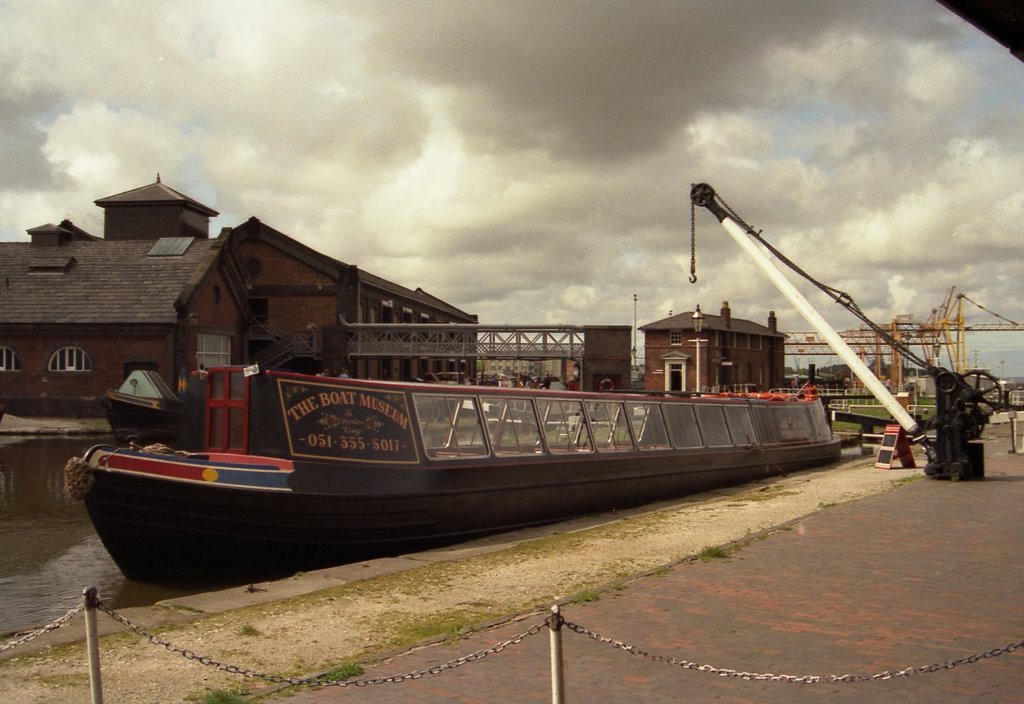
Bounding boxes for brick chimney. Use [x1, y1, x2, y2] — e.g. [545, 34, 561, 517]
[720, 301, 731, 329]
[768, 310, 777, 333]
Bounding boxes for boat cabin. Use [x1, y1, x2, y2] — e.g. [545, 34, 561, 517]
[180, 367, 833, 463]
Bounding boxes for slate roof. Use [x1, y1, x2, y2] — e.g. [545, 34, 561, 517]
[640, 311, 784, 338]
[0, 237, 218, 325]
[358, 269, 477, 322]
[95, 180, 219, 216]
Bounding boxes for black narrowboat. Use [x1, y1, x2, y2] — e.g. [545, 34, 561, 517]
[73, 365, 841, 582]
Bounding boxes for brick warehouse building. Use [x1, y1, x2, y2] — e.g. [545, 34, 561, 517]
[641, 302, 786, 393]
[0, 180, 475, 416]
[229, 215, 476, 381]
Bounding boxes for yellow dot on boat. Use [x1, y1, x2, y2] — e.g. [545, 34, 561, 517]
[202, 467, 219, 482]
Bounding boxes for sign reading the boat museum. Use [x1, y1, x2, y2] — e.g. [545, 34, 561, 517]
[278, 380, 419, 463]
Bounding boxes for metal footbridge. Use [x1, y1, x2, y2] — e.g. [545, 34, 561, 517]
[342, 324, 586, 360]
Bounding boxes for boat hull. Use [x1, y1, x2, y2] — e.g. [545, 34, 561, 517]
[82, 439, 839, 581]
[103, 390, 182, 444]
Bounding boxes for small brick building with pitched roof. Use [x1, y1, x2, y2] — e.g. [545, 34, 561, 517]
[640, 302, 786, 393]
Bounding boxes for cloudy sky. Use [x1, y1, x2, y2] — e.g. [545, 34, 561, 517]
[2, 0, 1023, 375]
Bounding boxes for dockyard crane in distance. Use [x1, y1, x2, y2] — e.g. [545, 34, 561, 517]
[925, 287, 1024, 373]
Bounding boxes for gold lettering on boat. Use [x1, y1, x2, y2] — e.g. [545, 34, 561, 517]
[285, 395, 320, 422]
[358, 393, 409, 430]
[317, 390, 357, 408]
[277, 379, 419, 463]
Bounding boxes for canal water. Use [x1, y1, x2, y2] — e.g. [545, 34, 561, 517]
[1, 431, 871, 636]
[0, 435, 200, 635]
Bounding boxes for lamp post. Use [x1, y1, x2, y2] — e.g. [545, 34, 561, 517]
[632, 293, 638, 380]
[690, 305, 707, 393]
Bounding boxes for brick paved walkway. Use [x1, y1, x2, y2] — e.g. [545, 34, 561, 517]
[282, 427, 1024, 703]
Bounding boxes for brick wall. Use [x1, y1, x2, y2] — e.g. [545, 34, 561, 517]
[582, 326, 631, 391]
[237, 240, 340, 331]
[1, 328, 173, 416]
[1, 331, 170, 399]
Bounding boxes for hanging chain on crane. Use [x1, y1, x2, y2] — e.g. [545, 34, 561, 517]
[689, 202, 698, 283]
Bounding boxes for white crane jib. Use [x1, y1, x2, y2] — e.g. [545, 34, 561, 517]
[689, 183, 921, 438]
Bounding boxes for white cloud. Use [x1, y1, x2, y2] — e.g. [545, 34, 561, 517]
[42, 103, 189, 189]
[2, 0, 1023, 372]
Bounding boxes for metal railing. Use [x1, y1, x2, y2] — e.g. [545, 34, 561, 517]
[344, 324, 585, 360]
[250, 331, 320, 368]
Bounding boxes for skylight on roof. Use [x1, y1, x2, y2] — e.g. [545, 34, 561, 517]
[147, 237, 193, 257]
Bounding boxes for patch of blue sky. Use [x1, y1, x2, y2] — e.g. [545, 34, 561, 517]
[179, 152, 220, 215]
[620, 250, 648, 270]
[182, 114, 208, 134]
[954, 33, 1024, 110]
[763, 101, 868, 161]
[32, 98, 77, 129]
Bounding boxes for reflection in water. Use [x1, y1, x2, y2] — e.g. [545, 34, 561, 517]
[0, 436, 196, 634]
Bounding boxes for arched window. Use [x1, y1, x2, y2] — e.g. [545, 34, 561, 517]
[0, 346, 21, 371]
[48, 346, 92, 372]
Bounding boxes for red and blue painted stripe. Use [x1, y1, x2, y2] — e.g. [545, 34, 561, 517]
[93, 447, 294, 491]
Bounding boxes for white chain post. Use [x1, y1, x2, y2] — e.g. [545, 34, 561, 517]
[83, 587, 104, 704]
[549, 605, 566, 704]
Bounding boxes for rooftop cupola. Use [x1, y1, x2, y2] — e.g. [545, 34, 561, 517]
[94, 177, 219, 241]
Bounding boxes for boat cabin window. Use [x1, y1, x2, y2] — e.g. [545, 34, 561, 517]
[206, 368, 247, 451]
[723, 405, 757, 446]
[626, 402, 672, 450]
[771, 405, 814, 444]
[808, 405, 832, 442]
[751, 405, 779, 445]
[413, 394, 488, 459]
[663, 404, 704, 448]
[585, 401, 634, 452]
[537, 399, 593, 454]
[116, 370, 175, 398]
[481, 396, 545, 456]
[695, 405, 732, 447]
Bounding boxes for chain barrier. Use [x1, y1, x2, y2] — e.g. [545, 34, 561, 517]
[96, 598, 547, 688]
[562, 618, 1024, 684]
[11, 595, 1021, 693]
[1, 604, 84, 653]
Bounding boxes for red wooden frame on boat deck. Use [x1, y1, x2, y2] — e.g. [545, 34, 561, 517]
[204, 368, 250, 453]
